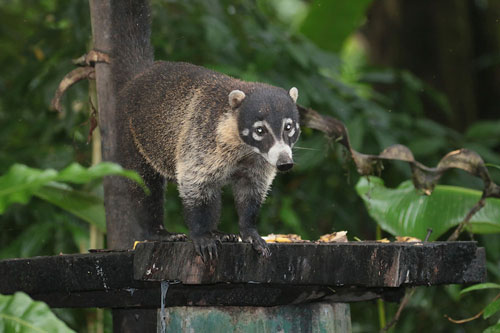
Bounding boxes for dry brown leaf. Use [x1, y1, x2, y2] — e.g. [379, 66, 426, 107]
[318, 231, 348, 243]
[263, 234, 305, 243]
[395, 236, 422, 243]
[376, 238, 390, 243]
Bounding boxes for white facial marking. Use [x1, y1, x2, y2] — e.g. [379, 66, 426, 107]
[296, 123, 299, 129]
[264, 140, 292, 166]
[253, 121, 264, 128]
[252, 132, 263, 141]
[241, 128, 249, 136]
[283, 118, 295, 137]
[252, 120, 272, 141]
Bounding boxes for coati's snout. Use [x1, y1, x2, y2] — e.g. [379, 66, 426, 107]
[231, 86, 301, 171]
[277, 153, 294, 171]
[267, 141, 294, 171]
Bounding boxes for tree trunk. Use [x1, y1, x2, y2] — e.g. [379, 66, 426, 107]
[88, 0, 159, 331]
[362, 0, 500, 130]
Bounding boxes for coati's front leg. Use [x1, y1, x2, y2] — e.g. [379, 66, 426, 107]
[235, 195, 270, 257]
[232, 164, 275, 258]
[180, 182, 222, 261]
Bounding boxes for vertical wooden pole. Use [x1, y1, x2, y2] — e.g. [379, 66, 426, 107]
[89, 0, 166, 251]
[88, 1, 158, 331]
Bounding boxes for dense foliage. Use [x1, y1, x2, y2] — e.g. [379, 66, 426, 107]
[0, 0, 499, 332]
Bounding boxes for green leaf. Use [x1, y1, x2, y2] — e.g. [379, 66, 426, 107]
[484, 323, 500, 333]
[0, 292, 75, 332]
[0, 162, 145, 215]
[0, 165, 58, 212]
[279, 197, 307, 237]
[56, 162, 145, 188]
[484, 298, 500, 319]
[461, 283, 500, 295]
[300, 0, 373, 52]
[487, 164, 500, 171]
[355, 176, 500, 240]
[466, 120, 500, 143]
[34, 183, 106, 233]
[407, 137, 448, 157]
[0, 221, 56, 260]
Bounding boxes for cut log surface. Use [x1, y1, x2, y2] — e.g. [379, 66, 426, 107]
[133, 241, 485, 286]
[0, 241, 485, 308]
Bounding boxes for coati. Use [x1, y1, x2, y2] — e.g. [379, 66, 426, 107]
[109, 2, 300, 261]
[120, 61, 300, 260]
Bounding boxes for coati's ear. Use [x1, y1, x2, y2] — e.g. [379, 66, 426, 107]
[289, 87, 298, 103]
[228, 90, 246, 109]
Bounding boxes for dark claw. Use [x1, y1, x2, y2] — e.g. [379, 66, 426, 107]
[191, 234, 219, 263]
[212, 230, 240, 243]
[240, 230, 271, 258]
[252, 236, 271, 258]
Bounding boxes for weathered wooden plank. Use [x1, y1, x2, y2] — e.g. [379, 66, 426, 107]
[24, 285, 403, 309]
[0, 241, 485, 308]
[0, 250, 402, 307]
[133, 241, 485, 286]
[0, 251, 138, 294]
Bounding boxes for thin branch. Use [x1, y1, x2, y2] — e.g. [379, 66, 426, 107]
[51, 67, 95, 112]
[447, 198, 485, 241]
[72, 50, 110, 66]
[51, 50, 109, 112]
[445, 291, 500, 324]
[381, 288, 416, 332]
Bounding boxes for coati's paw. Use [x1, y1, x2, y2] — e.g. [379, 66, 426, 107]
[212, 230, 240, 243]
[240, 230, 271, 258]
[190, 234, 219, 262]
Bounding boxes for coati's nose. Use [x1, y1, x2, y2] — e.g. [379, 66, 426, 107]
[277, 153, 294, 172]
[277, 162, 294, 172]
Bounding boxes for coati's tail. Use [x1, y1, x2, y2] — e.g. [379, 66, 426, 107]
[108, 0, 154, 92]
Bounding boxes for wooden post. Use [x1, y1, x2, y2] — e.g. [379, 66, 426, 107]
[88, 1, 158, 331]
[156, 303, 351, 332]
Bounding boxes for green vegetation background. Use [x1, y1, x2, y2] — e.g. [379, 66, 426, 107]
[0, 0, 499, 332]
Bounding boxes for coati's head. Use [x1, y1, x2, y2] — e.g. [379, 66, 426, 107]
[229, 86, 300, 171]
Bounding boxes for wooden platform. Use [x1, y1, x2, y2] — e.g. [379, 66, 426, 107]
[0, 241, 485, 308]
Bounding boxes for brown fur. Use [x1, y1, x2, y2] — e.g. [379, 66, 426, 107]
[118, 61, 298, 259]
[122, 61, 279, 202]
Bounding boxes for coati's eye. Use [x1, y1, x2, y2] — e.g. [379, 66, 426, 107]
[284, 123, 292, 131]
[255, 127, 265, 135]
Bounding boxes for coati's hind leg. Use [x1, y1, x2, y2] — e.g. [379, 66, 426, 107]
[108, 118, 186, 249]
[126, 161, 187, 242]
